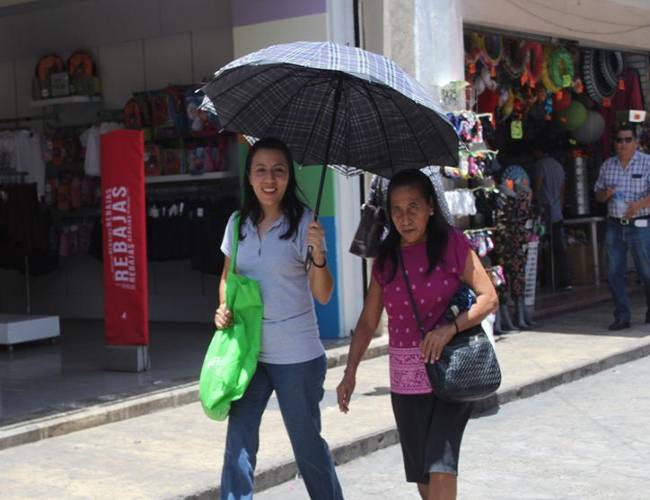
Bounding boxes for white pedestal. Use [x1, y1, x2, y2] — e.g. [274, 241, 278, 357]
[0, 314, 61, 347]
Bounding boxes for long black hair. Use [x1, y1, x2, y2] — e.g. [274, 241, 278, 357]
[239, 137, 306, 240]
[377, 169, 450, 282]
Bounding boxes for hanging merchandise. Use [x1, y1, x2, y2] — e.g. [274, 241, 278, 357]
[582, 48, 618, 103]
[79, 122, 123, 177]
[571, 110, 605, 144]
[552, 89, 572, 112]
[499, 89, 515, 121]
[464, 228, 495, 258]
[541, 46, 561, 93]
[598, 50, 625, 89]
[501, 165, 531, 190]
[481, 34, 503, 68]
[150, 86, 188, 139]
[184, 86, 220, 137]
[523, 42, 544, 87]
[477, 87, 499, 115]
[444, 189, 477, 217]
[473, 74, 486, 96]
[502, 38, 526, 79]
[556, 100, 587, 131]
[548, 47, 574, 89]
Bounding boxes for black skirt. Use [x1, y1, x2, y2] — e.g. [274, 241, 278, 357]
[391, 392, 473, 483]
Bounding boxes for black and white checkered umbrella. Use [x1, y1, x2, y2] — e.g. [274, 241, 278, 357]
[200, 41, 459, 218]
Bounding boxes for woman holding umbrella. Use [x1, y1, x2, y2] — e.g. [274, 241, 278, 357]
[337, 169, 498, 500]
[215, 137, 343, 499]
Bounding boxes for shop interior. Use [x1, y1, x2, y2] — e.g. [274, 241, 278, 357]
[454, 28, 649, 330]
[0, 1, 247, 423]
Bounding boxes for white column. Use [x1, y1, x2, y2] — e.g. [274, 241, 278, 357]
[327, 0, 364, 337]
[414, 0, 465, 103]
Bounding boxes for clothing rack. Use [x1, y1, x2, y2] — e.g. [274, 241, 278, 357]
[0, 169, 28, 184]
[0, 113, 56, 126]
[146, 179, 237, 199]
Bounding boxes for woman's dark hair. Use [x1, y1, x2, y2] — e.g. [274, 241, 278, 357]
[377, 169, 450, 282]
[239, 137, 306, 240]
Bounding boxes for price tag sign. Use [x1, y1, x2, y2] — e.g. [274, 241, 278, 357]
[511, 120, 523, 139]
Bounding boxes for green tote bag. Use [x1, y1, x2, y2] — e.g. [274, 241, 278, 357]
[199, 213, 263, 420]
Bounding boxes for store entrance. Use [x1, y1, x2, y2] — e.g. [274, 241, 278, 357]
[462, 29, 648, 327]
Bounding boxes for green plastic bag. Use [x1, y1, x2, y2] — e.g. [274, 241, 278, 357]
[199, 213, 263, 420]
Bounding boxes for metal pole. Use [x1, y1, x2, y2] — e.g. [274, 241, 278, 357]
[25, 255, 31, 314]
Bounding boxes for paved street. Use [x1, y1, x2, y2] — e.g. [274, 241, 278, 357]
[260, 356, 650, 500]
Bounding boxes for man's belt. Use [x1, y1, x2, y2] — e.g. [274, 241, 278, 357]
[609, 215, 650, 225]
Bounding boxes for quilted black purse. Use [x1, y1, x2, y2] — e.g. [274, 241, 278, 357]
[399, 252, 501, 402]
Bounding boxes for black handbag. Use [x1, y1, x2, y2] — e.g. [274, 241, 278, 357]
[349, 179, 387, 258]
[399, 252, 502, 402]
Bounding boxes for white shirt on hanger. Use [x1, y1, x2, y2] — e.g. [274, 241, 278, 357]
[14, 130, 46, 198]
[80, 122, 123, 177]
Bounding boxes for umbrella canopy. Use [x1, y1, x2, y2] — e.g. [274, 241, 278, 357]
[200, 41, 459, 180]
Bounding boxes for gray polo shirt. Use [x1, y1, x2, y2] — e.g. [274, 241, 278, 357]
[536, 156, 565, 223]
[220, 210, 326, 364]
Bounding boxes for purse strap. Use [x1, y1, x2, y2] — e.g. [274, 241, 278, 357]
[229, 212, 241, 275]
[398, 249, 428, 339]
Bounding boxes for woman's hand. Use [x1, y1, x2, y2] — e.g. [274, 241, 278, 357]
[421, 324, 455, 364]
[214, 302, 233, 330]
[306, 220, 326, 264]
[336, 371, 356, 413]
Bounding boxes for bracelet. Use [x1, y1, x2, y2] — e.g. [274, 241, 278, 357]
[453, 319, 459, 336]
[311, 256, 327, 268]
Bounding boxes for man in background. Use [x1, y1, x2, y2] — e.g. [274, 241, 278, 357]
[534, 144, 572, 291]
[595, 124, 650, 331]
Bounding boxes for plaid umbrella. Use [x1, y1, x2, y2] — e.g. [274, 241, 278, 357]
[200, 41, 459, 218]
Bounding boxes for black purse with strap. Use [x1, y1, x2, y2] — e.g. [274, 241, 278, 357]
[349, 177, 386, 258]
[398, 251, 501, 402]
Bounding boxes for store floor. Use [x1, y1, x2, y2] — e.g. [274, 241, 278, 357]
[0, 320, 209, 425]
[0, 320, 349, 426]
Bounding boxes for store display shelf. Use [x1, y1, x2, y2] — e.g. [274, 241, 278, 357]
[31, 95, 102, 107]
[52, 207, 101, 219]
[144, 171, 238, 184]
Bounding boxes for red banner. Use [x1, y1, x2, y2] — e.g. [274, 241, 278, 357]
[101, 130, 149, 345]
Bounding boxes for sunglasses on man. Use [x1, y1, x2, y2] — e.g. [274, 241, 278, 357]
[615, 136, 635, 144]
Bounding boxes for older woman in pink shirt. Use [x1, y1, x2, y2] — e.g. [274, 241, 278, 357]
[337, 169, 498, 500]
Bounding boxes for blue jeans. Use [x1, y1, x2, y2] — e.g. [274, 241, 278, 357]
[220, 355, 343, 500]
[605, 220, 650, 322]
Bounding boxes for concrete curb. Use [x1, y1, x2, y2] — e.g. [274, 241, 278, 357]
[182, 340, 650, 499]
[0, 336, 389, 451]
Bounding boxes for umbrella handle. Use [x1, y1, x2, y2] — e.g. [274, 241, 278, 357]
[305, 165, 327, 271]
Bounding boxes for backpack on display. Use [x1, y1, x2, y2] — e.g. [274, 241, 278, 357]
[35, 54, 65, 99]
[184, 86, 220, 137]
[150, 86, 188, 139]
[68, 50, 99, 96]
[124, 98, 144, 129]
